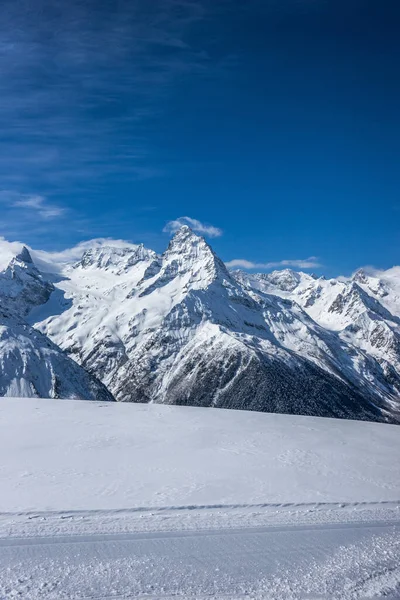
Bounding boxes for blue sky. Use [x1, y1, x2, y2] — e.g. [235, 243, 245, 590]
[0, 0, 399, 276]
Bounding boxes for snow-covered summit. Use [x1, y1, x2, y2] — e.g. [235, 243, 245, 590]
[352, 266, 400, 317]
[257, 269, 305, 292]
[0, 246, 54, 317]
[154, 225, 229, 288]
[76, 244, 158, 275]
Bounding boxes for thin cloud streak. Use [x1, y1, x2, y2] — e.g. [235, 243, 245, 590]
[0, 191, 65, 220]
[163, 216, 223, 238]
[0, 0, 216, 191]
[225, 257, 322, 270]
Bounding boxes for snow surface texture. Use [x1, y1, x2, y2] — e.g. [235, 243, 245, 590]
[2, 398, 400, 511]
[1, 227, 400, 421]
[0, 398, 399, 599]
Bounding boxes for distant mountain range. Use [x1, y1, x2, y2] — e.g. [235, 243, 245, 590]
[0, 226, 399, 423]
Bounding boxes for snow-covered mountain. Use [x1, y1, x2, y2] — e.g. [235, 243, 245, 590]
[0, 246, 114, 401]
[1, 228, 399, 421]
[0, 246, 54, 317]
[235, 268, 400, 407]
[0, 308, 113, 399]
[0, 226, 388, 423]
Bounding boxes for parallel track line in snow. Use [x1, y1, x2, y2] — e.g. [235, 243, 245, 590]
[1, 520, 399, 548]
[1, 499, 399, 519]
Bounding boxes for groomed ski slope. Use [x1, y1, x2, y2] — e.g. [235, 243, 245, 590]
[0, 398, 399, 599]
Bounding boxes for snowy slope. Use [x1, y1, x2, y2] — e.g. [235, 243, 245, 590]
[1, 398, 399, 600]
[236, 268, 400, 409]
[354, 265, 400, 317]
[0, 309, 113, 400]
[0, 247, 114, 400]
[1, 398, 399, 511]
[30, 242, 160, 389]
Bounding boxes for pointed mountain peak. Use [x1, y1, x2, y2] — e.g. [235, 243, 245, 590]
[353, 268, 368, 284]
[165, 225, 213, 261]
[138, 226, 230, 296]
[165, 225, 223, 267]
[175, 224, 192, 235]
[4, 245, 37, 275]
[0, 245, 54, 317]
[15, 246, 33, 264]
[167, 225, 200, 247]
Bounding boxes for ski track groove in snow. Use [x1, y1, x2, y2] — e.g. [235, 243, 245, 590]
[1, 517, 400, 547]
[1, 520, 399, 600]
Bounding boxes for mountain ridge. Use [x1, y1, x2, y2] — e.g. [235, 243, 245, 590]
[0, 228, 399, 422]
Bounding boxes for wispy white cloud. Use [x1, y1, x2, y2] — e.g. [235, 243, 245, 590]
[0, 0, 217, 191]
[225, 257, 321, 270]
[0, 236, 24, 271]
[163, 216, 223, 238]
[0, 191, 65, 219]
